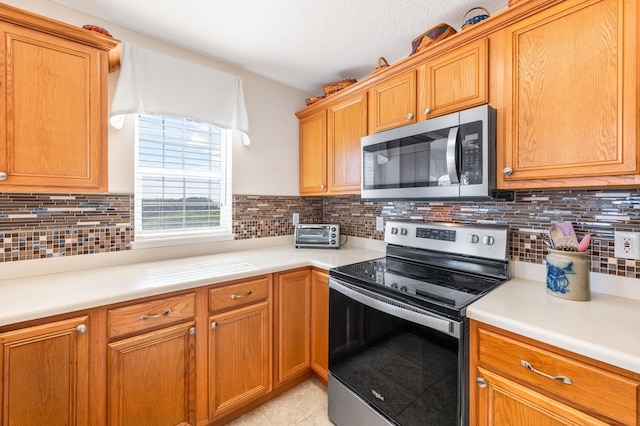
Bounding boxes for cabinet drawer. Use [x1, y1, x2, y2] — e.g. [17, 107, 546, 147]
[108, 293, 195, 339]
[478, 327, 639, 425]
[209, 276, 270, 313]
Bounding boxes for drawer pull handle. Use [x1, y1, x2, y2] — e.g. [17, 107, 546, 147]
[520, 360, 572, 385]
[140, 309, 172, 320]
[230, 290, 252, 300]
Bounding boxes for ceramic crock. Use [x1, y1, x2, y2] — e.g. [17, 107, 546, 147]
[545, 249, 591, 301]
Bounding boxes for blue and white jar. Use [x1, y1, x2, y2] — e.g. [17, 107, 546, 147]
[545, 249, 591, 301]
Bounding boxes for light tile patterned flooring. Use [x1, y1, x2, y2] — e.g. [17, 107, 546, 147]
[226, 378, 332, 426]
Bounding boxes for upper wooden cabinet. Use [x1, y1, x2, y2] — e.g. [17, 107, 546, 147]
[499, 0, 639, 189]
[368, 70, 417, 133]
[299, 110, 327, 195]
[0, 4, 120, 193]
[420, 38, 488, 120]
[299, 92, 366, 195]
[0, 316, 90, 426]
[327, 93, 367, 193]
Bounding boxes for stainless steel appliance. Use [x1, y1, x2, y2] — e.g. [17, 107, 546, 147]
[361, 104, 497, 200]
[294, 224, 340, 248]
[328, 220, 509, 426]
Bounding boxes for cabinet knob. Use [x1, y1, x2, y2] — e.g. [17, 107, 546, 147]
[76, 324, 88, 334]
[424, 107, 431, 115]
[320, 184, 326, 189]
[503, 167, 513, 176]
[406, 113, 414, 120]
[0, 172, 6, 181]
[211, 321, 218, 329]
[189, 327, 196, 335]
[475, 377, 487, 388]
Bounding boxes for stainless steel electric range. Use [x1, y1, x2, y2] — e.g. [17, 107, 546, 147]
[328, 220, 509, 426]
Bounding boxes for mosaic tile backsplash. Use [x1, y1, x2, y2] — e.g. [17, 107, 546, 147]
[1, 190, 639, 280]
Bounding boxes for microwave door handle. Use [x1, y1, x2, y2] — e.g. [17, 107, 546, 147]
[446, 127, 460, 185]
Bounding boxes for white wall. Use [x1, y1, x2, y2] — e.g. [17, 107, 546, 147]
[4, 0, 310, 196]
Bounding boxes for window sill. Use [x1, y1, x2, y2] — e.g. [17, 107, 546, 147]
[132, 233, 235, 249]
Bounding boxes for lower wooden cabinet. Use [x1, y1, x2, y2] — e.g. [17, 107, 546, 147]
[470, 320, 640, 426]
[0, 316, 90, 426]
[107, 321, 197, 426]
[0, 268, 328, 426]
[208, 301, 272, 419]
[275, 268, 312, 385]
[475, 367, 611, 425]
[310, 269, 329, 383]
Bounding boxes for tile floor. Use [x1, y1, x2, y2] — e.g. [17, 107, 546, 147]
[226, 378, 332, 426]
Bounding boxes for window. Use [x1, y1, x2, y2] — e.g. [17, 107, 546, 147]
[134, 115, 233, 247]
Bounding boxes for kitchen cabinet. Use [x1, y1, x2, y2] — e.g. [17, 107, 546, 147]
[499, 0, 639, 189]
[368, 69, 417, 133]
[0, 4, 120, 193]
[0, 315, 90, 425]
[299, 110, 327, 195]
[470, 320, 640, 425]
[310, 269, 329, 383]
[208, 276, 272, 420]
[327, 93, 367, 194]
[275, 268, 311, 384]
[420, 38, 488, 120]
[107, 293, 197, 426]
[299, 92, 366, 196]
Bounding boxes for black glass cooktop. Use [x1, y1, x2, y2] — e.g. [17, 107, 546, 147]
[330, 256, 506, 318]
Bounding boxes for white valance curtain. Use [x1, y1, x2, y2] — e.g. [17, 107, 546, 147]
[109, 43, 250, 144]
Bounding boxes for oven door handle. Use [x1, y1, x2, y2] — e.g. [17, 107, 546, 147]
[330, 278, 460, 338]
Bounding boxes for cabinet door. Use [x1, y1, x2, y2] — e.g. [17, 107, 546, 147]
[310, 270, 329, 383]
[276, 269, 311, 384]
[327, 93, 367, 194]
[421, 38, 488, 119]
[0, 22, 107, 192]
[500, 0, 638, 188]
[0, 316, 89, 426]
[474, 368, 611, 426]
[369, 70, 417, 133]
[108, 322, 196, 426]
[299, 110, 327, 195]
[208, 301, 271, 419]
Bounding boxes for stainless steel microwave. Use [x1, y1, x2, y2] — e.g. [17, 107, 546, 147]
[361, 104, 497, 200]
[294, 224, 340, 248]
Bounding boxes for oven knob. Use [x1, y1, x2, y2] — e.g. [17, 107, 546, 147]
[468, 234, 479, 244]
[331, 240, 336, 245]
[400, 228, 408, 236]
[331, 227, 337, 232]
[331, 233, 336, 238]
[482, 235, 495, 245]
[391, 227, 399, 234]
[400, 285, 408, 292]
[390, 283, 398, 288]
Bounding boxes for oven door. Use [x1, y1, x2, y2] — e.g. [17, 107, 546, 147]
[328, 277, 466, 426]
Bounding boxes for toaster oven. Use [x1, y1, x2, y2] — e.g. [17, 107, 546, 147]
[294, 224, 340, 248]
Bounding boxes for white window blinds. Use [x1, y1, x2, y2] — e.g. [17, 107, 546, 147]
[134, 115, 233, 244]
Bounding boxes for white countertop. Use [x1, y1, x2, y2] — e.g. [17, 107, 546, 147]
[467, 277, 640, 374]
[0, 240, 384, 327]
[2, 236, 639, 375]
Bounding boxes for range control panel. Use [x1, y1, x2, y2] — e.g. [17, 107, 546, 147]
[385, 220, 508, 261]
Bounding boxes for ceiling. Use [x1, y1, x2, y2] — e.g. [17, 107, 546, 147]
[52, 0, 509, 95]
